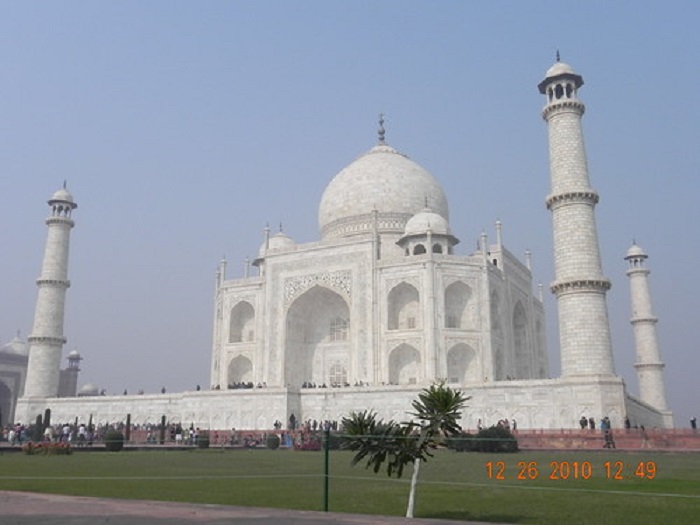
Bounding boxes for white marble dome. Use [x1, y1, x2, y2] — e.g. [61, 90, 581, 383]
[50, 187, 75, 204]
[545, 61, 576, 78]
[259, 231, 295, 256]
[404, 208, 450, 236]
[318, 143, 449, 239]
[626, 243, 647, 259]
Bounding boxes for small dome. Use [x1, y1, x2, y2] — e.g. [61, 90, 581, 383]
[68, 349, 81, 359]
[78, 383, 99, 396]
[50, 187, 75, 204]
[259, 231, 295, 256]
[0, 335, 29, 357]
[626, 243, 647, 259]
[319, 143, 448, 240]
[404, 208, 450, 236]
[545, 61, 575, 78]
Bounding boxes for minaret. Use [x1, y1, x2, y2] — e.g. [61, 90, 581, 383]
[625, 243, 668, 409]
[23, 185, 77, 398]
[538, 58, 615, 377]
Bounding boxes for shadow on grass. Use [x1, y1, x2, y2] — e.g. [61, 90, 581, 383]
[424, 510, 527, 523]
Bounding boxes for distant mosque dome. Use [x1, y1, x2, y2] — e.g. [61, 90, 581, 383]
[78, 383, 99, 396]
[404, 207, 451, 237]
[318, 143, 449, 240]
[0, 335, 29, 357]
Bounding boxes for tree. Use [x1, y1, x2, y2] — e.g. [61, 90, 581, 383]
[341, 382, 468, 518]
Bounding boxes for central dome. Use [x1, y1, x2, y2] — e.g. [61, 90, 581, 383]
[319, 143, 448, 240]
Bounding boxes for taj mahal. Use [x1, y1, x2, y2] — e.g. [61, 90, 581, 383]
[4, 59, 674, 430]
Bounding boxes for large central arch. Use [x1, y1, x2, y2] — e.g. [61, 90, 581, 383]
[285, 286, 350, 388]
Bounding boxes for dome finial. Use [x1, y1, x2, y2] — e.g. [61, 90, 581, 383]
[556, 49, 561, 62]
[378, 113, 386, 144]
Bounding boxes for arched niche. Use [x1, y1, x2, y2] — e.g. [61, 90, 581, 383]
[446, 343, 478, 384]
[285, 285, 350, 388]
[228, 355, 253, 385]
[387, 282, 420, 330]
[444, 281, 471, 329]
[388, 344, 421, 385]
[229, 301, 255, 343]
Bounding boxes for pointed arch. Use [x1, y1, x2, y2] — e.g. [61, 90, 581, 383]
[228, 355, 253, 385]
[513, 301, 531, 378]
[446, 343, 478, 384]
[444, 281, 471, 329]
[387, 282, 420, 330]
[229, 301, 255, 343]
[388, 344, 421, 385]
[285, 285, 350, 388]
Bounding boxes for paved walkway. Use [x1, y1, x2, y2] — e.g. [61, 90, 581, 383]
[0, 491, 495, 525]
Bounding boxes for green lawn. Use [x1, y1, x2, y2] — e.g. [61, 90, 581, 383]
[0, 448, 698, 524]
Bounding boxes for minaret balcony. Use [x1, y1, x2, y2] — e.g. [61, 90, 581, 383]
[46, 216, 75, 227]
[27, 335, 67, 345]
[542, 100, 585, 119]
[631, 316, 659, 325]
[35, 278, 71, 288]
[550, 278, 611, 296]
[546, 190, 599, 210]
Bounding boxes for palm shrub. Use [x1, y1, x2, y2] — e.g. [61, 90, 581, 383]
[103, 429, 125, 452]
[342, 381, 469, 518]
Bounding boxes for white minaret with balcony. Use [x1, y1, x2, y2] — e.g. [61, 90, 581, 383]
[23, 185, 77, 398]
[539, 58, 615, 377]
[624, 243, 668, 410]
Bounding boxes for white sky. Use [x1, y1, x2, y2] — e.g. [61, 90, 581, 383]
[1, 1, 698, 426]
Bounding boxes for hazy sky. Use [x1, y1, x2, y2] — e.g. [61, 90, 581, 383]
[1, 2, 698, 426]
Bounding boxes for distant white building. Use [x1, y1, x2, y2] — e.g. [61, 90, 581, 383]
[13, 59, 673, 430]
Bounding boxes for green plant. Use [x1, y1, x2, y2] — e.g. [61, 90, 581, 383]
[266, 433, 281, 450]
[446, 431, 476, 452]
[197, 431, 210, 449]
[474, 426, 518, 453]
[342, 381, 469, 517]
[103, 429, 125, 452]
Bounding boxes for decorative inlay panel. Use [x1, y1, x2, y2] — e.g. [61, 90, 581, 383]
[284, 270, 351, 306]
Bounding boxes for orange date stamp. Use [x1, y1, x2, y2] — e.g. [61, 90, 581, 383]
[485, 460, 657, 481]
